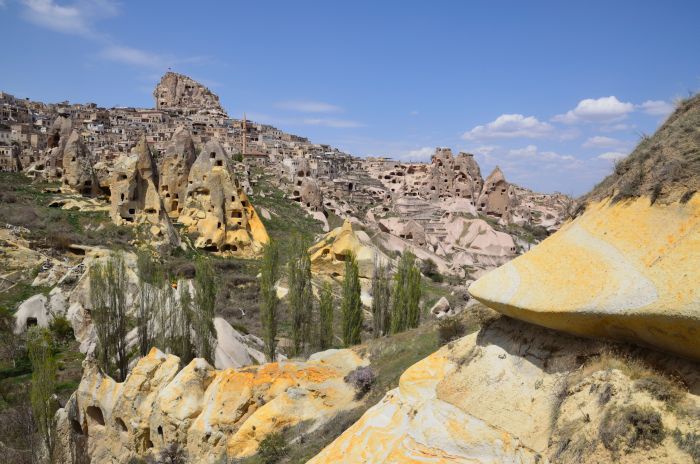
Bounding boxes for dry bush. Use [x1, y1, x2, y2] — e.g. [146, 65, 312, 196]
[344, 366, 376, 400]
[600, 405, 665, 453]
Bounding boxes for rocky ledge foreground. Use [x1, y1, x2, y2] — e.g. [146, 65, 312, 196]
[310, 317, 700, 463]
[54, 348, 367, 463]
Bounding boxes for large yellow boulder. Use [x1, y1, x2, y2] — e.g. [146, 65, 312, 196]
[469, 196, 700, 360]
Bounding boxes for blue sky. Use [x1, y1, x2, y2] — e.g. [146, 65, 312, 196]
[2, 0, 700, 195]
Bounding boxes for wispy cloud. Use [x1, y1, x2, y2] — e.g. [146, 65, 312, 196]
[409, 110, 419, 116]
[100, 45, 209, 70]
[638, 99, 674, 116]
[301, 118, 363, 128]
[20, 0, 118, 38]
[396, 146, 433, 161]
[582, 135, 627, 149]
[597, 151, 627, 161]
[275, 100, 342, 113]
[18, 0, 207, 71]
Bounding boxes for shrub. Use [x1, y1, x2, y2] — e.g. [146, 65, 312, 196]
[438, 316, 466, 344]
[600, 405, 665, 453]
[420, 259, 443, 282]
[49, 315, 74, 342]
[634, 377, 685, 408]
[672, 429, 700, 462]
[257, 432, 288, 464]
[344, 366, 375, 400]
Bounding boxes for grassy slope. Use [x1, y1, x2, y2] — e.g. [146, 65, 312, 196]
[584, 93, 700, 205]
[237, 306, 490, 464]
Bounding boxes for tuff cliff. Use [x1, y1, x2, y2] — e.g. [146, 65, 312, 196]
[54, 348, 367, 464]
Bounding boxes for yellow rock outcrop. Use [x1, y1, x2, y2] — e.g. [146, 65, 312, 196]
[55, 347, 367, 463]
[309, 219, 388, 279]
[310, 317, 700, 463]
[469, 196, 700, 360]
[178, 139, 268, 257]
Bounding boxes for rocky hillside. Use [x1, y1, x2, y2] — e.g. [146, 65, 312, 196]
[584, 94, 700, 205]
[311, 94, 700, 462]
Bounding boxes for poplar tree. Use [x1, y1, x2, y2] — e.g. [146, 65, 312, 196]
[318, 282, 334, 350]
[371, 259, 391, 337]
[27, 327, 57, 461]
[260, 241, 280, 361]
[193, 257, 217, 365]
[89, 252, 129, 380]
[174, 284, 195, 365]
[341, 253, 362, 346]
[390, 251, 422, 334]
[287, 236, 313, 356]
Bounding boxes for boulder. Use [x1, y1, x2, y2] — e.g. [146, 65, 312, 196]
[429, 296, 452, 318]
[470, 196, 700, 360]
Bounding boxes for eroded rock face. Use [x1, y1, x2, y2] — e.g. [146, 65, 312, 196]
[61, 130, 101, 196]
[309, 219, 389, 280]
[54, 348, 367, 463]
[476, 166, 516, 220]
[178, 139, 269, 256]
[154, 72, 226, 116]
[469, 196, 700, 360]
[159, 126, 196, 218]
[110, 136, 179, 247]
[310, 317, 700, 463]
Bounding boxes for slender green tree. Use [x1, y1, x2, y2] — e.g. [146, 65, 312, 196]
[390, 251, 422, 334]
[318, 282, 334, 350]
[27, 327, 57, 461]
[174, 283, 195, 366]
[136, 249, 162, 357]
[341, 253, 362, 347]
[260, 241, 280, 361]
[406, 255, 422, 329]
[193, 257, 217, 365]
[288, 236, 313, 356]
[371, 259, 392, 337]
[89, 252, 129, 380]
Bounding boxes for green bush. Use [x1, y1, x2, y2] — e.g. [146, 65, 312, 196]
[257, 432, 288, 464]
[438, 316, 466, 344]
[49, 315, 74, 342]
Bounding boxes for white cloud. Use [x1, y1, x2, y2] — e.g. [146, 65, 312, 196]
[638, 100, 674, 116]
[275, 100, 342, 113]
[600, 122, 635, 133]
[302, 118, 362, 128]
[597, 151, 627, 161]
[462, 114, 554, 140]
[583, 135, 625, 149]
[508, 145, 574, 161]
[99, 45, 208, 70]
[401, 146, 434, 161]
[553, 96, 635, 124]
[21, 0, 118, 37]
[409, 110, 419, 116]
